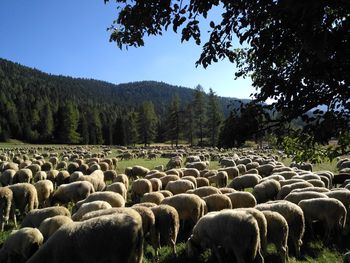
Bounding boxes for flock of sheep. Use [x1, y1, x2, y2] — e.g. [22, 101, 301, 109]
[0, 145, 350, 263]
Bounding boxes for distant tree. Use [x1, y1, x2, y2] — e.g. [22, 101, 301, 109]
[166, 95, 181, 147]
[114, 117, 126, 145]
[55, 102, 80, 144]
[37, 102, 54, 142]
[207, 88, 223, 147]
[193, 85, 207, 145]
[78, 113, 89, 144]
[125, 111, 138, 146]
[184, 103, 195, 146]
[137, 101, 158, 146]
[88, 108, 103, 145]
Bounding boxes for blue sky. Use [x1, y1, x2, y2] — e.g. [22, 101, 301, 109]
[0, 1, 255, 99]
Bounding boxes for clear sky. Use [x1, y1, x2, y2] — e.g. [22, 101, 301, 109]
[0, 0, 255, 99]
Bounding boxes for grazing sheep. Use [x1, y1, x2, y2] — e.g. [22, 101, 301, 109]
[261, 210, 289, 263]
[80, 207, 141, 221]
[113, 174, 129, 190]
[284, 191, 328, 204]
[0, 186, 15, 231]
[73, 191, 125, 213]
[21, 206, 71, 228]
[0, 227, 43, 263]
[218, 167, 239, 179]
[46, 170, 59, 185]
[141, 192, 164, 205]
[161, 193, 205, 224]
[34, 180, 54, 208]
[26, 164, 41, 175]
[257, 164, 275, 177]
[208, 171, 228, 188]
[277, 181, 314, 200]
[51, 181, 95, 205]
[105, 182, 127, 200]
[159, 190, 173, 198]
[72, 170, 106, 192]
[182, 176, 198, 188]
[299, 197, 347, 240]
[145, 171, 166, 180]
[185, 162, 208, 171]
[13, 168, 33, 184]
[228, 174, 261, 191]
[196, 177, 210, 187]
[279, 179, 305, 187]
[325, 190, 350, 208]
[202, 194, 232, 212]
[291, 186, 330, 194]
[252, 179, 281, 203]
[182, 168, 200, 178]
[226, 192, 257, 208]
[131, 165, 150, 178]
[166, 180, 195, 195]
[260, 174, 285, 182]
[72, 200, 112, 221]
[187, 186, 221, 198]
[149, 178, 162, 192]
[0, 169, 16, 186]
[131, 205, 156, 236]
[55, 170, 70, 187]
[131, 179, 153, 203]
[27, 214, 144, 263]
[255, 200, 305, 258]
[166, 157, 182, 170]
[103, 170, 118, 182]
[159, 175, 180, 189]
[150, 204, 180, 257]
[38, 215, 73, 241]
[219, 187, 236, 194]
[33, 171, 47, 183]
[8, 183, 39, 216]
[187, 210, 264, 263]
[275, 171, 298, 180]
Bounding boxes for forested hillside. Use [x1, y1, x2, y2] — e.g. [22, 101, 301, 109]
[0, 58, 247, 145]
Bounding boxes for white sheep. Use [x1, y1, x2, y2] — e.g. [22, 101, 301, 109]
[196, 177, 210, 187]
[38, 215, 73, 241]
[72, 200, 112, 221]
[0, 186, 15, 231]
[131, 178, 153, 203]
[228, 174, 261, 190]
[226, 192, 257, 208]
[27, 214, 144, 263]
[21, 206, 71, 228]
[252, 179, 281, 203]
[284, 191, 329, 204]
[34, 180, 54, 208]
[277, 181, 314, 200]
[208, 171, 228, 188]
[165, 180, 195, 195]
[113, 174, 129, 190]
[8, 183, 39, 216]
[140, 192, 164, 205]
[0, 169, 16, 186]
[187, 186, 221, 198]
[105, 182, 127, 200]
[13, 168, 33, 184]
[202, 194, 232, 212]
[149, 178, 162, 191]
[51, 181, 95, 205]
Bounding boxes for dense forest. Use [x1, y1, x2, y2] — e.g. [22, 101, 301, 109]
[0, 58, 250, 146]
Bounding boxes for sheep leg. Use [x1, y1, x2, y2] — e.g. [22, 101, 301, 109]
[211, 245, 226, 263]
[278, 245, 288, 263]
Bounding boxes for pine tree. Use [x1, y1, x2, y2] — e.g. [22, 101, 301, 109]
[125, 111, 138, 146]
[137, 101, 158, 146]
[207, 88, 224, 147]
[166, 95, 181, 147]
[184, 103, 195, 146]
[193, 85, 207, 145]
[56, 102, 81, 144]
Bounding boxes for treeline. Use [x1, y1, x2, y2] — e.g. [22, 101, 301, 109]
[1, 58, 256, 146]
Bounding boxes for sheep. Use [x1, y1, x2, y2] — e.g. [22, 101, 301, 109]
[182, 176, 198, 188]
[277, 181, 314, 200]
[291, 186, 330, 194]
[34, 180, 54, 208]
[8, 183, 38, 216]
[103, 170, 118, 182]
[252, 179, 281, 203]
[145, 171, 166, 180]
[46, 169, 59, 185]
[166, 157, 182, 170]
[255, 200, 305, 258]
[141, 192, 164, 205]
[131, 179, 153, 203]
[279, 179, 305, 187]
[38, 215, 73, 241]
[113, 174, 129, 190]
[261, 210, 289, 263]
[21, 206, 71, 228]
[72, 170, 106, 192]
[149, 178, 162, 192]
[218, 166, 239, 179]
[0, 227, 43, 263]
[80, 207, 141, 221]
[208, 171, 228, 188]
[219, 187, 236, 194]
[87, 163, 100, 174]
[228, 174, 261, 191]
[56, 170, 70, 186]
[51, 181, 95, 206]
[0, 169, 16, 186]
[150, 204, 180, 257]
[0, 186, 15, 231]
[325, 190, 350, 208]
[236, 164, 247, 174]
[72, 200, 112, 221]
[202, 170, 217, 179]
[13, 168, 33, 184]
[299, 197, 347, 240]
[306, 179, 325, 188]
[27, 213, 144, 263]
[165, 169, 181, 176]
[73, 191, 125, 213]
[284, 191, 329, 204]
[220, 158, 236, 167]
[131, 165, 150, 177]
[185, 161, 208, 171]
[159, 175, 180, 189]
[26, 164, 41, 175]
[202, 194, 232, 212]
[130, 205, 156, 237]
[41, 162, 52, 172]
[182, 168, 200, 178]
[161, 193, 206, 224]
[187, 210, 264, 263]
[260, 174, 285, 182]
[187, 186, 221, 198]
[246, 162, 260, 170]
[105, 182, 127, 200]
[196, 177, 210, 187]
[226, 192, 257, 208]
[33, 171, 47, 183]
[257, 164, 275, 177]
[165, 180, 195, 195]
[159, 190, 173, 198]
[275, 171, 298, 180]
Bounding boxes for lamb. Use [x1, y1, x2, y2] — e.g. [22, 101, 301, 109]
[208, 171, 228, 188]
[13, 168, 33, 184]
[228, 174, 261, 191]
[0, 169, 16, 186]
[131, 179, 153, 203]
[51, 181, 95, 205]
[141, 192, 164, 205]
[73, 191, 125, 213]
[187, 186, 221, 198]
[21, 206, 71, 228]
[299, 197, 347, 240]
[284, 191, 328, 204]
[277, 181, 314, 200]
[38, 215, 73, 241]
[202, 194, 232, 212]
[165, 180, 195, 195]
[255, 200, 305, 258]
[252, 179, 281, 203]
[72, 200, 112, 221]
[8, 183, 39, 216]
[261, 210, 289, 263]
[150, 204, 180, 258]
[226, 192, 257, 208]
[161, 193, 206, 224]
[105, 182, 127, 200]
[34, 180, 54, 208]
[187, 210, 264, 263]
[0, 186, 15, 231]
[0, 227, 43, 263]
[27, 213, 144, 263]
